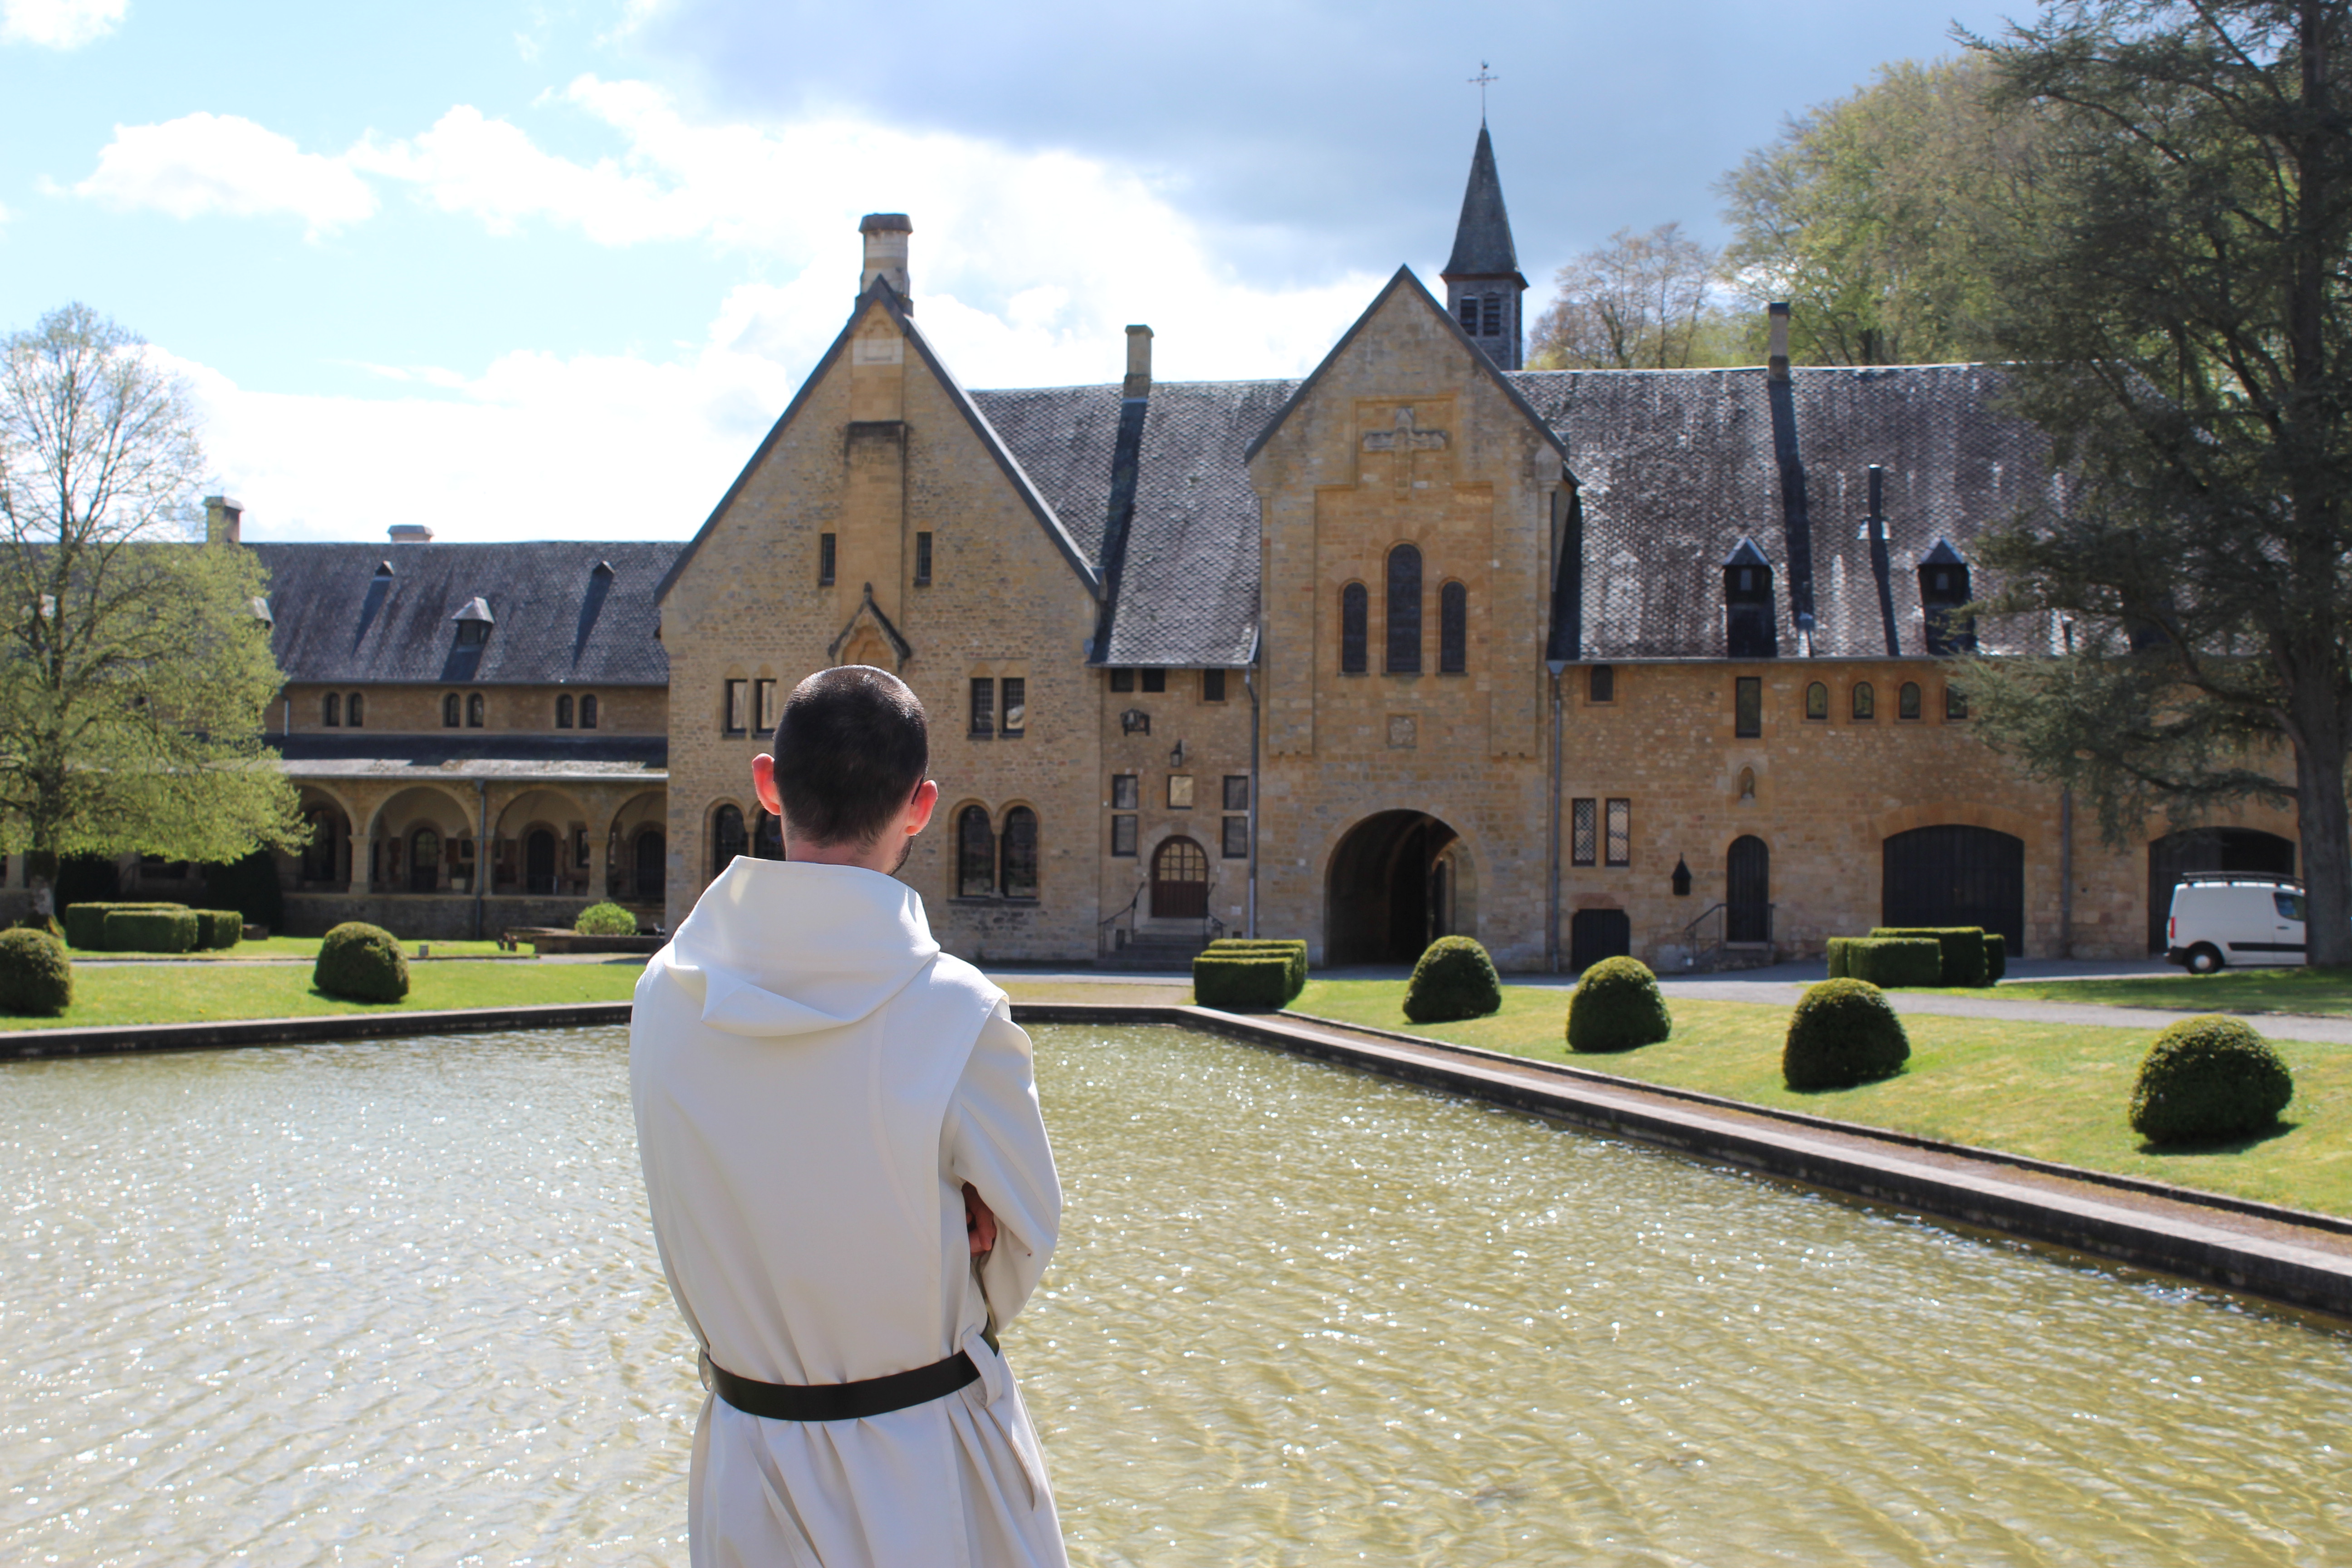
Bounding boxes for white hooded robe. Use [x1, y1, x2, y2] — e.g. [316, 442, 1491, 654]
[631, 858, 1066, 1567]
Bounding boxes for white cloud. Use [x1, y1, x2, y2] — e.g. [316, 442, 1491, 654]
[1, 0, 124, 49]
[76, 112, 378, 235]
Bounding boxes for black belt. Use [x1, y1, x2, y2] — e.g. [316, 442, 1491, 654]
[706, 1327, 1000, 1423]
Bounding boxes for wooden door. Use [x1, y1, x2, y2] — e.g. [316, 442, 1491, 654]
[1726, 836, 1771, 943]
[1152, 837, 1208, 918]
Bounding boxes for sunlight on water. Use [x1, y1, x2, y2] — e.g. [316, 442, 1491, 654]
[2, 1023, 2348, 1565]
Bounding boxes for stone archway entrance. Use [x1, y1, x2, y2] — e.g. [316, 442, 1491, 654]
[1325, 811, 1470, 966]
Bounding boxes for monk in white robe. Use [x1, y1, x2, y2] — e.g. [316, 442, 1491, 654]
[632, 666, 1066, 1567]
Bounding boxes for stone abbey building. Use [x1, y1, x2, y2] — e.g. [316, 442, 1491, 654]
[224, 127, 2297, 967]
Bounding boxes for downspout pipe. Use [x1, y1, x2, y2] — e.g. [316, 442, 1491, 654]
[1244, 624, 1261, 940]
[1546, 657, 1568, 972]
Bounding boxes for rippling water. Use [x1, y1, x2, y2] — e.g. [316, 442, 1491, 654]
[3, 1024, 2349, 1565]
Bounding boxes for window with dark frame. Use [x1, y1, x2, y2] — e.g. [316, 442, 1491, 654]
[323, 692, 340, 727]
[1735, 676, 1762, 737]
[1589, 664, 1614, 703]
[1606, 798, 1631, 867]
[755, 679, 777, 732]
[1111, 815, 1138, 856]
[1141, 669, 1166, 694]
[1000, 678, 1025, 737]
[580, 694, 598, 729]
[1944, 683, 1968, 720]
[1110, 668, 1135, 693]
[1340, 583, 1368, 674]
[556, 694, 574, 728]
[1386, 544, 1422, 674]
[1000, 808, 1038, 898]
[1439, 582, 1467, 674]
[1852, 682, 1875, 720]
[1111, 774, 1139, 810]
[957, 805, 995, 897]
[443, 692, 461, 727]
[466, 692, 485, 728]
[1805, 681, 1828, 721]
[347, 692, 363, 728]
[1202, 669, 1226, 702]
[914, 531, 932, 586]
[969, 677, 995, 737]
[1898, 681, 1923, 721]
[818, 533, 836, 586]
[1571, 798, 1597, 866]
[1222, 816, 1249, 858]
[1222, 775, 1249, 811]
[456, 619, 488, 648]
[724, 679, 749, 735]
[1482, 296, 1502, 336]
[1459, 298, 1478, 330]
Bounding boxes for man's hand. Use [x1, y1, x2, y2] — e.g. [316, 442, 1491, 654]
[963, 1182, 997, 1257]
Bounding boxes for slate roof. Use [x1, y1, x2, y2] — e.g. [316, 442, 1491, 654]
[274, 731, 667, 779]
[1442, 124, 1525, 284]
[250, 542, 679, 686]
[1511, 363, 2057, 661]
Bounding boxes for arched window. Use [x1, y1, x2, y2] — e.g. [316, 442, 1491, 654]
[579, 694, 598, 730]
[1001, 807, 1039, 899]
[443, 693, 461, 728]
[957, 805, 995, 898]
[710, 804, 746, 875]
[1439, 581, 1467, 674]
[1852, 682, 1876, 721]
[1804, 681, 1828, 721]
[752, 810, 784, 860]
[556, 694, 574, 729]
[323, 692, 341, 727]
[466, 693, 485, 728]
[345, 692, 363, 728]
[1898, 681, 1923, 721]
[1386, 544, 1422, 674]
[1340, 583, 1367, 674]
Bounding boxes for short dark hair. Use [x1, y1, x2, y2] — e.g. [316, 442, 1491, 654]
[770, 666, 929, 847]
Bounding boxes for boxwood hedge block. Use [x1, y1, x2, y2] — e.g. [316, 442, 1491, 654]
[1566, 956, 1672, 1053]
[0, 927, 71, 1016]
[314, 921, 410, 1003]
[1192, 953, 1294, 1011]
[1984, 933, 2006, 983]
[195, 909, 243, 950]
[1403, 936, 1502, 1024]
[61, 902, 186, 951]
[1869, 926, 1989, 987]
[574, 902, 637, 936]
[2128, 1015, 2294, 1145]
[1844, 937, 1943, 989]
[103, 908, 199, 954]
[1826, 937, 1852, 980]
[1203, 938, 1307, 1002]
[1783, 978, 1911, 1090]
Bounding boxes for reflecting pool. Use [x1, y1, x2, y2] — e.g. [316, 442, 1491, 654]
[3, 1023, 2348, 1565]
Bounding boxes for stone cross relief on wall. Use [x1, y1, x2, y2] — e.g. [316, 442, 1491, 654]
[1361, 406, 1449, 493]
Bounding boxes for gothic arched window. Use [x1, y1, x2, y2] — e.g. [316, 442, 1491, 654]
[958, 806, 995, 898]
[345, 692, 363, 728]
[1852, 682, 1875, 721]
[1386, 545, 1422, 674]
[1439, 581, 1467, 674]
[467, 693, 485, 728]
[579, 694, 598, 729]
[1000, 807, 1039, 900]
[323, 692, 341, 727]
[710, 804, 746, 875]
[443, 693, 461, 728]
[1898, 681, 1923, 721]
[1340, 583, 1367, 675]
[556, 694, 574, 729]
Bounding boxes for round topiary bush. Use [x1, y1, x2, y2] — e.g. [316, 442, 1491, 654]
[574, 901, 637, 936]
[2128, 1015, 2294, 1145]
[1402, 935, 1502, 1024]
[1566, 955, 1672, 1053]
[314, 921, 409, 1003]
[0, 927, 72, 1016]
[1783, 978, 1911, 1090]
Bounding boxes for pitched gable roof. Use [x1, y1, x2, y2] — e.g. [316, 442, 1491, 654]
[1442, 123, 1525, 284]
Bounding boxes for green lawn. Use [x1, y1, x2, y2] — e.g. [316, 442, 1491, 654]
[1281, 978, 2352, 1218]
[2, 957, 644, 1030]
[70, 936, 518, 962]
[1977, 967, 2352, 1018]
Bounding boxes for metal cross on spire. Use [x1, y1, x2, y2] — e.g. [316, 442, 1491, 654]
[1470, 61, 1499, 119]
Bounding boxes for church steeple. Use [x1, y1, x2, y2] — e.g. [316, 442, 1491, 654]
[1441, 123, 1529, 370]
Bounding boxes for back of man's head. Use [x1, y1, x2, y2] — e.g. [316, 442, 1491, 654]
[770, 666, 929, 848]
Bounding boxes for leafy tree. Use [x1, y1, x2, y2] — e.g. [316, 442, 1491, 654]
[0, 304, 301, 902]
[1960, 1, 2352, 965]
[1718, 55, 2033, 365]
[1529, 223, 1741, 370]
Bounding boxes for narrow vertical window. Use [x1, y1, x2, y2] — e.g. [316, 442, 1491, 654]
[443, 693, 461, 728]
[1386, 544, 1422, 674]
[467, 693, 485, 728]
[1222, 775, 1250, 811]
[1899, 681, 1923, 721]
[1201, 669, 1226, 702]
[1340, 583, 1368, 674]
[1482, 296, 1502, 335]
[1000, 678, 1026, 737]
[970, 677, 995, 737]
[755, 679, 777, 731]
[724, 679, 749, 735]
[1735, 676, 1762, 738]
[1805, 682, 1828, 721]
[346, 692, 363, 728]
[1111, 774, 1139, 810]
[1944, 684, 1967, 720]
[818, 533, 836, 586]
[958, 806, 995, 897]
[1571, 799, 1597, 866]
[1852, 682, 1875, 720]
[1111, 815, 1138, 857]
[1439, 581, 1467, 674]
[323, 692, 341, 727]
[1606, 799, 1631, 867]
[556, 694, 574, 729]
[580, 694, 598, 729]
[1589, 664, 1615, 703]
[1222, 816, 1250, 858]
[914, 531, 932, 586]
[1141, 670, 1166, 694]
[1458, 297, 1478, 330]
[1000, 808, 1039, 899]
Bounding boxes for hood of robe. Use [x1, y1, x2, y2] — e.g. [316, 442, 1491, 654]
[658, 858, 942, 1038]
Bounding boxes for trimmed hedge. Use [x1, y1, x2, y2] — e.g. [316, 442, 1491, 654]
[1566, 956, 1672, 1053]
[1203, 938, 1307, 1002]
[1985, 933, 2006, 983]
[1404, 935, 1503, 1024]
[196, 909, 243, 950]
[1192, 952, 1294, 1011]
[1783, 978, 1911, 1090]
[574, 901, 638, 936]
[61, 901, 186, 951]
[1826, 936, 1852, 979]
[0, 927, 72, 1016]
[314, 921, 410, 1003]
[2128, 1015, 2294, 1145]
[103, 907, 199, 954]
[1869, 926, 1989, 987]
[1842, 937, 1943, 989]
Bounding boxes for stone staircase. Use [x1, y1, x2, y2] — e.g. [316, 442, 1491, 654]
[1094, 933, 1209, 972]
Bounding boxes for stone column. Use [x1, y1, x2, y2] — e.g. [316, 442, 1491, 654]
[585, 798, 612, 903]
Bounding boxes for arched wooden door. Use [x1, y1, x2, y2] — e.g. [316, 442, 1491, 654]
[1726, 836, 1770, 943]
[1882, 825, 2024, 953]
[525, 829, 558, 895]
[1152, 837, 1209, 918]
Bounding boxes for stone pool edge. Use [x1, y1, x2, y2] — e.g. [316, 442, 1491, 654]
[5, 998, 2347, 1323]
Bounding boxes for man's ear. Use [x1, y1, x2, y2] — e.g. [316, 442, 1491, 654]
[905, 779, 939, 836]
[751, 753, 784, 817]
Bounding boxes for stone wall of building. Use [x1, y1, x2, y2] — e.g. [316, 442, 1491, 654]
[1093, 666, 1259, 949]
[277, 682, 667, 736]
[280, 892, 617, 941]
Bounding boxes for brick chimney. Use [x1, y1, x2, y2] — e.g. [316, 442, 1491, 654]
[1767, 302, 1791, 383]
[204, 495, 242, 544]
[859, 213, 912, 307]
[1123, 325, 1153, 399]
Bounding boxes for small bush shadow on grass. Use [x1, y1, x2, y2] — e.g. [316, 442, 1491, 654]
[2135, 1119, 2301, 1158]
[306, 987, 405, 1009]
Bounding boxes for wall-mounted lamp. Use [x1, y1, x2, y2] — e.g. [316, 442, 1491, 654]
[1671, 856, 1692, 897]
[1169, 739, 1186, 767]
[1121, 709, 1150, 735]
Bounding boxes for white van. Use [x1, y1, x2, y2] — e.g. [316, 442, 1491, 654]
[2165, 876, 2306, 973]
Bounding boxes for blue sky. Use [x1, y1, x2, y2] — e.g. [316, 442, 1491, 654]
[0, 0, 2017, 542]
